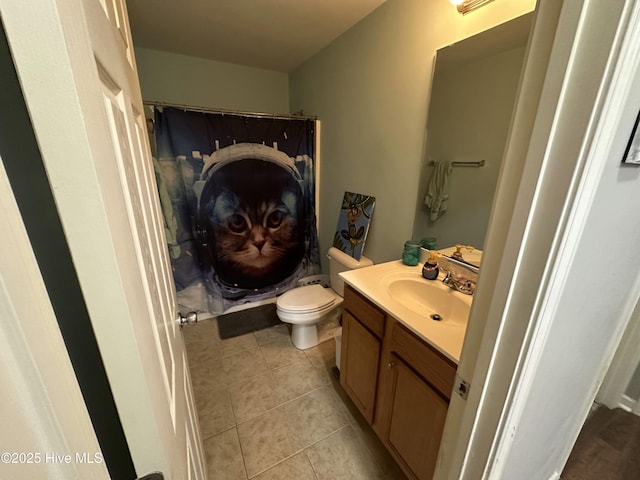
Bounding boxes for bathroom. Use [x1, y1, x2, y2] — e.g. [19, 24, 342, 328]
[129, 0, 536, 477]
[130, 0, 640, 478]
[4, 0, 640, 478]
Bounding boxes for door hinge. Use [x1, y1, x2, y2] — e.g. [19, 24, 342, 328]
[454, 373, 470, 400]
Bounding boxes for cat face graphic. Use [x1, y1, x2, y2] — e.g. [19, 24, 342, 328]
[200, 158, 304, 288]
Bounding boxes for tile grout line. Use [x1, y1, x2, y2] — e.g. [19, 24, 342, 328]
[234, 424, 251, 480]
[303, 448, 322, 480]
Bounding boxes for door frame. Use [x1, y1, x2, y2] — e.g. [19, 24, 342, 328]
[439, 0, 640, 478]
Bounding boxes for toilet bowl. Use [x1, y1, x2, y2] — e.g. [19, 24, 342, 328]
[276, 247, 373, 350]
[277, 284, 343, 349]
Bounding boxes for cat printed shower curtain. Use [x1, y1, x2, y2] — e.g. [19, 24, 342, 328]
[153, 107, 320, 314]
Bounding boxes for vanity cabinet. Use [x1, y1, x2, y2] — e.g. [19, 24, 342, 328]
[340, 284, 457, 480]
[381, 352, 449, 480]
[376, 321, 456, 480]
[340, 285, 385, 423]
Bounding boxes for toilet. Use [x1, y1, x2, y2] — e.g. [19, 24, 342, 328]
[276, 247, 373, 349]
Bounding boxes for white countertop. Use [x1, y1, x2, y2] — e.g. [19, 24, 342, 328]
[340, 256, 474, 364]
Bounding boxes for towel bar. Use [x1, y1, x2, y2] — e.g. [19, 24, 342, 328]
[428, 160, 485, 167]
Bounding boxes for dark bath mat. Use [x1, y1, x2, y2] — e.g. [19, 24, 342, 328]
[217, 303, 283, 340]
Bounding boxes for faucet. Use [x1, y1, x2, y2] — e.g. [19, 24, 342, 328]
[442, 269, 477, 295]
[439, 255, 479, 295]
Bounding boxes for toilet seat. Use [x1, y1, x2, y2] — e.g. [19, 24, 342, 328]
[277, 284, 337, 314]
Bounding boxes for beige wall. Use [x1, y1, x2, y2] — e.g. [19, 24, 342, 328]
[134, 47, 290, 113]
[290, 0, 535, 266]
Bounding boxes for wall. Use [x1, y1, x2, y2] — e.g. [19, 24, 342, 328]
[413, 45, 526, 249]
[134, 47, 290, 113]
[627, 361, 640, 402]
[597, 298, 640, 413]
[289, 0, 536, 266]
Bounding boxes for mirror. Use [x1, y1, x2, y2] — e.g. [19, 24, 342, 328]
[412, 13, 533, 251]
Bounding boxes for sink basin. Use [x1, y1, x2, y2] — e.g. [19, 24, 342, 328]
[384, 275, 471, 326]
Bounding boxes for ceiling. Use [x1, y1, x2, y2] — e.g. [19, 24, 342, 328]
[126, 0, 387, 73]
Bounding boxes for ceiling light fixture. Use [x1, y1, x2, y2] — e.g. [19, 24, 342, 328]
[451, 0, 495, 15]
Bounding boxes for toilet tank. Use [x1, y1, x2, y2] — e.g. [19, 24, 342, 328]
[327, 247, 373, 297]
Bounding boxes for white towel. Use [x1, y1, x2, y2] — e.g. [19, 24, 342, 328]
[424, 161, 452, 221]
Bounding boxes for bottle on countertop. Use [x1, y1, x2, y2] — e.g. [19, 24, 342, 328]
[422, 251, 440, 280]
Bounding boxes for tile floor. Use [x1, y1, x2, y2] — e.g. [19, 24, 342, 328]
[183, 318, 407, 480]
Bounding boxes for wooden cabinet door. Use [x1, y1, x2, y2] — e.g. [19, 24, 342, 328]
[385, 353, 449, 480]
[340, 311, 381, 423]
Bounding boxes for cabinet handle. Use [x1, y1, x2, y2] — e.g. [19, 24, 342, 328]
[387, 361, 395, 368]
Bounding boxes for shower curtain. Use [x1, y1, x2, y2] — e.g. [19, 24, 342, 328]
[153, 107, 320, 314]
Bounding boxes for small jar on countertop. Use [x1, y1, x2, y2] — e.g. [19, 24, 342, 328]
[420, 236, 438, 251]
[402, 240, 421, 266]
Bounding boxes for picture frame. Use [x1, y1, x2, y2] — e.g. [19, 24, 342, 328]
[332, 191, 376, 260]
[621, 109, 640, 165]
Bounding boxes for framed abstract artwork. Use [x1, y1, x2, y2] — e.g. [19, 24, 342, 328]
[622, 110, 640, 165]
[332, 192, 376, 260]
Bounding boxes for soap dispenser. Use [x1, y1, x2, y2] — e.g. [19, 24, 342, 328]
[452, 244, 474, 260]
[422, 251, 440, 280]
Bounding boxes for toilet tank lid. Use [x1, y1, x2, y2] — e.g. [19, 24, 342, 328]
[327, 247, 373, 269]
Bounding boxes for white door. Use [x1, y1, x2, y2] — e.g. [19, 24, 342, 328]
[0, 0, 206, 478]
[0, 158, 110, 480]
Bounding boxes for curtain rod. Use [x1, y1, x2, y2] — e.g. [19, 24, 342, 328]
[143, 101, 318, 121]
[428, 160, 486, 167]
